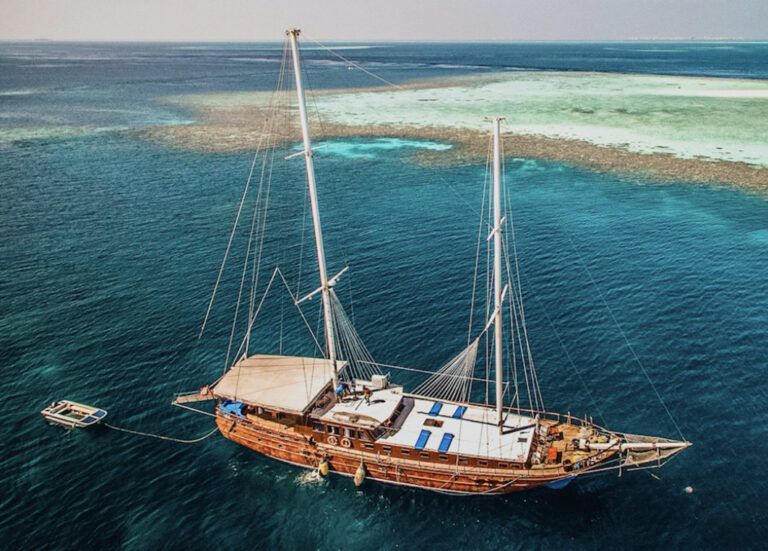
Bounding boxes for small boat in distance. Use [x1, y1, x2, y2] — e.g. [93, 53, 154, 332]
[177, 29, 690, 494]
[41, 400, 108, 428]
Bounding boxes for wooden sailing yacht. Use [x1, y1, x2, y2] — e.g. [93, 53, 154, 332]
[176, 29, 690, 494]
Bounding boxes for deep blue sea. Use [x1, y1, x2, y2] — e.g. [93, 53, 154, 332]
[2, 42, 768, 550]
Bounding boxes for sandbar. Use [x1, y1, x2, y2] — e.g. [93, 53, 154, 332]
[136, 72, 768, 192]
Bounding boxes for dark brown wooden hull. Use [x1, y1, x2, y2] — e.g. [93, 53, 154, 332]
[215, 411, 617, 495]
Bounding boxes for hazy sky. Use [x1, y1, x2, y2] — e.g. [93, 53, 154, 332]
[1, 0, 766, 41]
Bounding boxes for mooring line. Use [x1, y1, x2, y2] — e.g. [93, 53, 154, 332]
[104, 423, 218, 444]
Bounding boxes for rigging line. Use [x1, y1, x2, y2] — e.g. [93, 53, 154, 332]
[199, 44, 289, 340]
[484, 136, 494, 404]
[104, 423, 218, 444]
[247, 148, 274, 322]
[245, 41, 287, 345]
[501, 150, 543, 410]
[198, 144, 259, 339]
[245, 46, 289, 356]
[346, 263, 356, 325]
[565, 234, 686, 441]
[305, 38, 490, 233]
[527, 286, 608, 425]
[279, 289, 285, 355]
[310, 34, 488, 230]
[358, 359, 498, 386]
[315, 291, 325, 357]
[249, 45, 289, 328]
[225, 147, 270, 370]
[232, 267, 280, 365]
[500, 161, 544, 411]
[246, 139, 278, 342]
[466, 142, 491, 347]
[275, 267, 326, 357]
[295, 177, 310, 297]
[300, 45, 329, 140]
[240, 110, 281, 360]
[305, 35, 407, 91]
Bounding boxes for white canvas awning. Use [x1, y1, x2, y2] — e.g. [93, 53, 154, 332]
[213, 354, 342, 414]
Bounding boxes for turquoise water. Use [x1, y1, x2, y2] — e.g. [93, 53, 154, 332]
[294, 138, 452, 159]
[2, 42, 768, 549]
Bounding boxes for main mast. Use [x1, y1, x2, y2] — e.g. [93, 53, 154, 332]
[492, 117, 505, 432]
[287, 29, 338, 388]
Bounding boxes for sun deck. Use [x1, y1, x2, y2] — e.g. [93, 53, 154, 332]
[380, 396, 537, 462]
[213, 354, 343, 414]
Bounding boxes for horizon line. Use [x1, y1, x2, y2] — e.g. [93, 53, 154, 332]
[2, 37, 766, 44]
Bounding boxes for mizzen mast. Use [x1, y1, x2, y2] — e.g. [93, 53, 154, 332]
[287, 29, 338, 388]
[491, 117, 505, 432]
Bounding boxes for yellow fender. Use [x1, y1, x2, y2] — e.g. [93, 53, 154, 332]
[318, 458, 330, 477]
[353, 461, 366, 487]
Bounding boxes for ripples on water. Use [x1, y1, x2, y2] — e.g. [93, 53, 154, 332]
[1, 42, 768, 549]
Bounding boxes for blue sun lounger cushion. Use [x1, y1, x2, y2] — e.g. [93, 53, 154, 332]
[452, 405, 467, 419]
[438, 433, 454, 453]
[428, 402, 443, 417]
[415, 429, 431, 450]
[220, 400, 246, 418]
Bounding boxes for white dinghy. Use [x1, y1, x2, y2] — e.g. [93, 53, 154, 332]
[41, 400, 108, 428]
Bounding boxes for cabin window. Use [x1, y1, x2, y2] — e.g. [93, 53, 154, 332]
[478, 460, 488, 466]
[312, 422, 324, 432]
[326, 425, 340, 435]
[499, 462, 509, 468]
[382, 446, 391, 453]
[439, 455, 449, 461]
[364, 444, 375, 450]
[401, 449, 411, 456]
[358, 431, 372, 441]
[343, 427, 356, 438]
[458, 458, 469, 465]
[419, 452, 430, 459]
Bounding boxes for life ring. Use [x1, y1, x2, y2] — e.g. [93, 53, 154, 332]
[327, 435, 338, 446]
[341, 437, 352, 448]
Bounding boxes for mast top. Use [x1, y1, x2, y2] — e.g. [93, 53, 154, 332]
[286, 28, 301, 37]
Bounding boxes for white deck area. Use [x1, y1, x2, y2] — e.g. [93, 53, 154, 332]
[381, 396, 537, 462]
[321, 386, 403, 428]
[213, 354, 341, 414]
